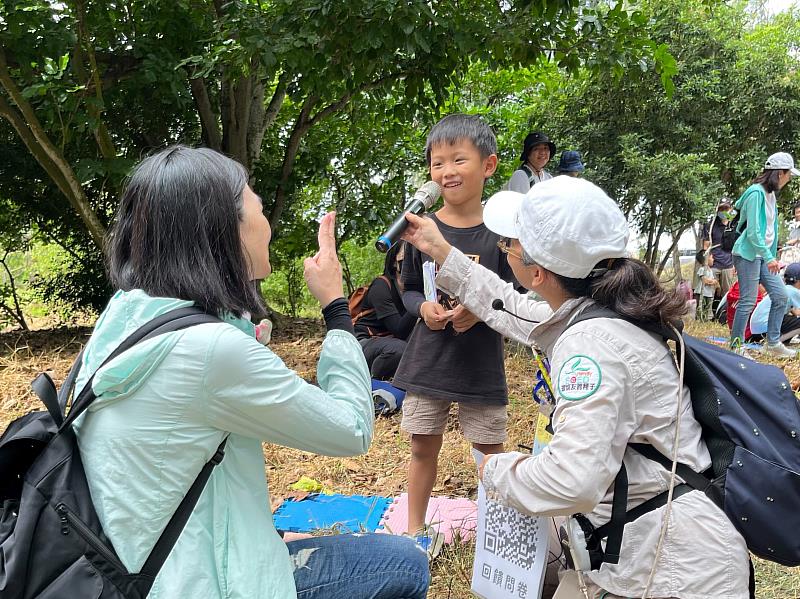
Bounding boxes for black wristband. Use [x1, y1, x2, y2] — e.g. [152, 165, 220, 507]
[322, 297, 354, 334]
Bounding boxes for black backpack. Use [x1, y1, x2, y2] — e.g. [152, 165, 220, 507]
[564, 307, 800, 569]
[720, 213, 741, 253]
[0, 306, 226, 598]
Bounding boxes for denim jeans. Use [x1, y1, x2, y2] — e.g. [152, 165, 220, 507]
[731, 255, 788, 345]
[288, 533, 429, 599]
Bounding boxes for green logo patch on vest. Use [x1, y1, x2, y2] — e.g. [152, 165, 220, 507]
[557, 355, 602, 400]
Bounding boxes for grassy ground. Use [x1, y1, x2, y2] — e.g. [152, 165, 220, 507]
[1, 318, 800, 597]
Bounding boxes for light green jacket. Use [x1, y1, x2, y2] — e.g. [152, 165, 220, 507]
[73, 289, 373, 598]
[732, 183, 779, 263]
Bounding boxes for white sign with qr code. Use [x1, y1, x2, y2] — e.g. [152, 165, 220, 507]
[471, 450, 549, 599]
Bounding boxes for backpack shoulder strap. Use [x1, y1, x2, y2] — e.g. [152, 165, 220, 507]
[140, 436, 227, 576]
[62, 306, 221, 430]
[520, 163, 536, 186]
[566, 303, 681, 344]
[60, 305, 228, 579]
[563, 304, 711, 561]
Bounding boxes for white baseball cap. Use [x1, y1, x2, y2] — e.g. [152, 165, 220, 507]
[765, 152, 800, 176]
[484, 176, 629, 279]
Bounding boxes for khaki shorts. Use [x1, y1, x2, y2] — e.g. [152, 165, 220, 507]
[400, 393, 507, 445]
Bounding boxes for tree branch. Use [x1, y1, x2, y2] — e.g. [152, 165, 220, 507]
[246, 71, 288, 183]
[307, 71, 414, 128]
[189, 75, 222, 151]
[0, 48, 106, 248]
[268, 70, 415, 229]
[268, 94, 318, 229]
[0, 95, 73, 201]
[73, 0, 117, 159]
[263, 72, 289, 133]
[0, 251, 29, 330]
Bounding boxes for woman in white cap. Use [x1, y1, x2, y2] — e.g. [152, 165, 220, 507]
[400, 176, 749, 598]
[730, 152, 800, 357]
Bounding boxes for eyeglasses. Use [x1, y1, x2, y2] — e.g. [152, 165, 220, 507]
[497, 238, 524, 261]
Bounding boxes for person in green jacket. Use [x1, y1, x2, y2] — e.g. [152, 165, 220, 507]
[730, 152, 800, 357]
[73, 146, 429, 599]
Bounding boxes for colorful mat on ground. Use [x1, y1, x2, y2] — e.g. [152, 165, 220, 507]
[272, 494, 392, 534]
[705, 336, 762, 350]
[376, 493, 477, 544]
[273, 492, 478, 544]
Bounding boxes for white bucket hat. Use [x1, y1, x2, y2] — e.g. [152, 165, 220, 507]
[764, 152, 800, 176]
[484, 176, 629, 279]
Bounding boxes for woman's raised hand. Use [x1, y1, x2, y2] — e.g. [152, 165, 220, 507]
[303, 212, 344, 308]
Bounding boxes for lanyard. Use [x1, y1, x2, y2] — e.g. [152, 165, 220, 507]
[531, 345, 556, 409]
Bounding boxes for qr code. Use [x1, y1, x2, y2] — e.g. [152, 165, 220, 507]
[483, 498, 540, 570]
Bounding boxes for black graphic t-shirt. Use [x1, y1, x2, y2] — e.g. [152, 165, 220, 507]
[392, 214, 517, 404]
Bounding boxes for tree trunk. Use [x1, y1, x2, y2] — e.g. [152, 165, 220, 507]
[189, 76, 222, 151]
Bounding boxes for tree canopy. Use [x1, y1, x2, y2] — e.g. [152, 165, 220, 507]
[1, 0, 798, 316]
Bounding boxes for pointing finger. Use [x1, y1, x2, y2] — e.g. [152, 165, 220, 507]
[317, 212, 337, 255]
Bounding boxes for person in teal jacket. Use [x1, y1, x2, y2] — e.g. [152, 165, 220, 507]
[73, 146, 429, 599]
[731, 152, 800, 357]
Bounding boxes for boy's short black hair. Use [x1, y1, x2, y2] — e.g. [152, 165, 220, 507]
[425, 114, 497, 164]
[695, 249, 706, 265]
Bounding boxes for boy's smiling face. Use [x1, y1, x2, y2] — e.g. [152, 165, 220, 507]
[429, 138, 497, 207]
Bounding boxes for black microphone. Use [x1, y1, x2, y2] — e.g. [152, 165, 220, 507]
[492, 299, 540, 324]
[375, 181, 442, 253]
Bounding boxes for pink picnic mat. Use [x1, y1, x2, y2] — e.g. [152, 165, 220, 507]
[377, 493, 477, 543]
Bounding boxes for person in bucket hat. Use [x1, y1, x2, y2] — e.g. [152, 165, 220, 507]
[506, 131, 556, 192]
[399, 176, 749, 598]
[557, 150, 585, 177]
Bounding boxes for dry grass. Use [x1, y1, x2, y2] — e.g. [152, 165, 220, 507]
[2, 319, 800, 597]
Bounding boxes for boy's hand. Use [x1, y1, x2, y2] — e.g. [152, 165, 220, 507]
[451, 305, 480, 333]
[420, 301, 453, 331]
[401, 213, 452, 264]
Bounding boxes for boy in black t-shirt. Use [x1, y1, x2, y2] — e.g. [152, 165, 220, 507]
[392, 114, 517, 538]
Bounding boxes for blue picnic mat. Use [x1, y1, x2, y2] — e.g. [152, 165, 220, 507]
[273, 494, 393, 533]
[705, 336, 762, 350]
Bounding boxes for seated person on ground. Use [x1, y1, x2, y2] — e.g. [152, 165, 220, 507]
[726, 280, 766, 341]
[355, 242, 416, 380]
[748, 263, 800, 344]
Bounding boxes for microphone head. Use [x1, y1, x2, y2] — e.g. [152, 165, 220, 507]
[416, 181, 442, 210]
[492, 299, 504, 311]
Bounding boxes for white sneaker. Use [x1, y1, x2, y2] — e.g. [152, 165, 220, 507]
[790, 335, 800, 345]
[730, 339, 755, 360]
[404, 527, 444, 560]
[764, 342, 798, 359]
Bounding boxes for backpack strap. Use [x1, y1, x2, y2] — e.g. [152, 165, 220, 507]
[563, 305, 704, 564]
[520, 164, 536, 187]
[30, 345, 88, 428]
[62, 306, 220, 430]
[140, 436, 227, 577]
[58, 305, 229, 579]
[31, 372, 62, 427]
